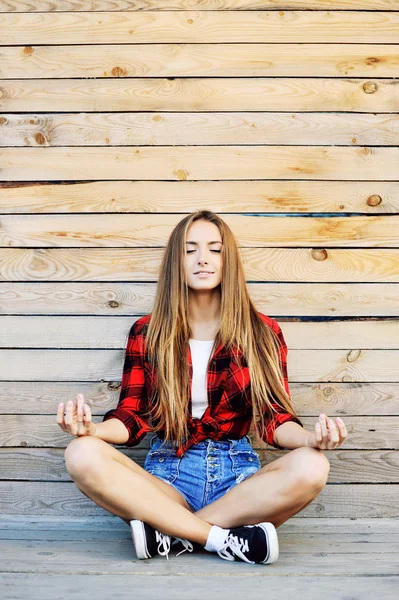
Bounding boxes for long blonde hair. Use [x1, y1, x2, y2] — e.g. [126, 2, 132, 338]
[141, 210, 300, 448]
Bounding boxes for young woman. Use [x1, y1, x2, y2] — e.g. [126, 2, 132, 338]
[57, 210, 348, 566]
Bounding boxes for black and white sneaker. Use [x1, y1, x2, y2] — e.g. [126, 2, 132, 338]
[216, 523, 279, 565]
[130, 519, 194, 560]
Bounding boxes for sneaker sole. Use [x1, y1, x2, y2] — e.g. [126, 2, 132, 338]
[130, 520, 151, 559]
[258, 522, 279, 564]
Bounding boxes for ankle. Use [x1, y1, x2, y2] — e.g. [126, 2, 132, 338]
[204, 524, 229, 552]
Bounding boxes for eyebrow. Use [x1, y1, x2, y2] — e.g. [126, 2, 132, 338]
[185, 241, 222, 245]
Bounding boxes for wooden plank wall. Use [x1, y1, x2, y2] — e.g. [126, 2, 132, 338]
[0, 0, 398, 518]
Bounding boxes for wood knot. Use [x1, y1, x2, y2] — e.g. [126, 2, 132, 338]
[362, 81, 378, 94]
[359, 147, 372, 156]
[0, 116, 8, 125]
[367, 194, 382, 207]
[108, 381, 121, 390]
[365, 57, 379, 65]
[323, 386, 335, 397]
[174, 168, 188, 181]
[20, 441, 28, 447]
[342, 374, 353, 382]
[34, 132, 47, 146]
[108, 300, 119, 308]
[111, 66, 126, 77]
[311, 249, 328, 261]
[187, 18, 193, 24]
[129, 29, 134, 34]
[23, 46, 33, 55]
[347, 349, 361, 363]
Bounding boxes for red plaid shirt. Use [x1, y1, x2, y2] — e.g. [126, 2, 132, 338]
[102, 312, 304, 457]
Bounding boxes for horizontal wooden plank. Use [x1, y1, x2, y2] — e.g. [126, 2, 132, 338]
[2, 11, 399, 45]
[1, 147, 399, 181]
[1, 574, 397, 600]
[0, 515, 393, 534]
[1, 349, 398, 382]
[1, 248, 399, 282]
[2, 44, 398, 79]
[1, 381, 397, 416]
[1, 416, 397, 449]
[1, 79, 397, 113]
[2, 214, 399, 247]
[2, 112, 399, 148]
[2, 1, 399, 12]
[1, 181, 397, 214]
[2, 317, 399, 349]
[1, 447, 398, 483]
[0, 481, 397, 518]
[1, 282, 399, 317]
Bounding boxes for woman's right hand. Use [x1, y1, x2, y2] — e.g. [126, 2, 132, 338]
[57, 393, 97, 438]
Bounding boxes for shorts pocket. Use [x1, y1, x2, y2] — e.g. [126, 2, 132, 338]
[144, 446, 181, 484]
[229, 448, 261, 483]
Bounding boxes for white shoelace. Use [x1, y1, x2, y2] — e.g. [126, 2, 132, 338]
[155, 530, 172, 560]
[217, 533, 255, 564]
[155, 531, 194, 560]
[172, 537, 195, 557]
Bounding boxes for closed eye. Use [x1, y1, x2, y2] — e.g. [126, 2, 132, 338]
[186, 250, 221, 254]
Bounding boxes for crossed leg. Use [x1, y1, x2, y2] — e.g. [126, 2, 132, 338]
[65, 437, 329, 544]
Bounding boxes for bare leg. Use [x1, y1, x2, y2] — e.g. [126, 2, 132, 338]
[64, 436, 211, 545]
[193, 447, 330, 529]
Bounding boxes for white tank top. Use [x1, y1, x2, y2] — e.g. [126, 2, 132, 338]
[189, 338, 214, 419]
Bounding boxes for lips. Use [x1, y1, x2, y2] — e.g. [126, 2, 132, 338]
[194, 271, 214, 274]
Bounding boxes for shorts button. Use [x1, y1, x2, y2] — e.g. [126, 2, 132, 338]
[159, 457, 165, 462]
[248, 457, 253, 462]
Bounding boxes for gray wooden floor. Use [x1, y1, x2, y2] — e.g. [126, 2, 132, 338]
[0, 516, 398, 600]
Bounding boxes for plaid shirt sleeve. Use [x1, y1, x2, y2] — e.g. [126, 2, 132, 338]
[102, 320, 152, 446]
[263, 320, 305, 450]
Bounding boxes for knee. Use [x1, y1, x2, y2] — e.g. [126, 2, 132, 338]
[289, 447, 330, 491]
[64, 436, 105, 480]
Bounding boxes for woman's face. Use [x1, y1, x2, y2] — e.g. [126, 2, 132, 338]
[184, 220, 223, 291]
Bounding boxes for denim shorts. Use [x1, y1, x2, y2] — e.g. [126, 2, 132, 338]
[143, 434, 262, 513]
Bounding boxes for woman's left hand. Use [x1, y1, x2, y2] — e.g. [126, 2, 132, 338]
[307, 414, 348, 450]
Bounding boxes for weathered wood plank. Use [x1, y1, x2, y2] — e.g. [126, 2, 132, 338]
[1, 574, 398, 600]
[1, 79, 397, 113]
[1, 282, 399, 317]
[2, 44, 398, 79]
[2, 147, 398, 181]
[0, 416, 397, 449]
[1, 248, 399, 282]
[0, 181, 398, 214]
[2, 317, 399, 349]
[2, 112, 399, 147]
[1, 515, 396, 533]
[1, 347, 399, 381]
[2, 214, 399, 247]
[0, 481, 398, 517]
[2, 11, 399, 45]
[1, 0, 399, 11]
[1, 381, 397, 416]
[1, 447, 399, 483]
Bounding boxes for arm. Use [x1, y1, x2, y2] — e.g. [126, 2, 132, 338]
[100, 321, 152, 446]
[273, 421, 312, 450]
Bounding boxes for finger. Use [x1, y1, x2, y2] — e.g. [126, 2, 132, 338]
[65, 400, 75, 427]
[56, 402, 67, 431]
[77, 393, 84, 420]
[315, 422, 322, 443]
[83, 403, 93, 430]
[327, 418, 340, 445]
[319, 414, 328, 440]
[336, 417, 348, 441]
[76, 393, 86, 434]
